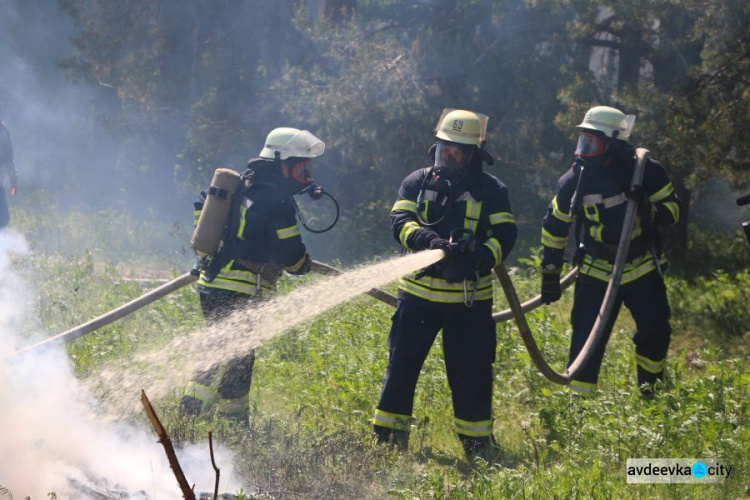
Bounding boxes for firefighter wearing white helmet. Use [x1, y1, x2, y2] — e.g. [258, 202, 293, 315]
[373, 108, 517, 461]
[577, 105, 636, 139]
[540, 105, 682, 397]
[182, 127, 326, 424]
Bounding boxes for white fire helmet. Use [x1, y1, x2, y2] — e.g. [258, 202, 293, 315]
[577, 106, 636, 140]
[259, 127, 326, 160]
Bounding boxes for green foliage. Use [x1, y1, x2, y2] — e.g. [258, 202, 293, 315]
[668, 271, 750, 339]
[668, 225, 750, 280]
[11, 191, 194, 270]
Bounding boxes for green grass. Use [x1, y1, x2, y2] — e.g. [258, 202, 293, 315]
[3, 209, 749, 499]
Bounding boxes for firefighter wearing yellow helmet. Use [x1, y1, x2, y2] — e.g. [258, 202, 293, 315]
[539, 105, 682, 396]
[373, 109, 517, 460]
[182, 127, 326, 424]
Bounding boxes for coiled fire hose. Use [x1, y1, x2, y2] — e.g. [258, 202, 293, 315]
[3, 151, 647, 381]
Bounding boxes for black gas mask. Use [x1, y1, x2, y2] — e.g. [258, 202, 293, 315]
[433, 140, 474, 181]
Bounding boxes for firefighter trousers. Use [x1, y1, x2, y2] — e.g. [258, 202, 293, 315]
[181, 287, 256, 423]
[568, 270, 671, 392]
[374, 299, 497, 441]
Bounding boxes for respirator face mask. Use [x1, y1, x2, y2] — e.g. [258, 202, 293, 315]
[575, 132, 606, 157]
[434, 141, 471, 178]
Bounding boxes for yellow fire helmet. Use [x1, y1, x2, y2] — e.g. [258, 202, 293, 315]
[259, 127, 326, 160]
[434, 108, 489, 147]
[577, 106, 636, 140]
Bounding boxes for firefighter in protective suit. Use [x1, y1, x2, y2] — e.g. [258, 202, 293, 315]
[181, 127, 324, 423]
[540, 106, 682, 396]
[373, 109, 517, 459]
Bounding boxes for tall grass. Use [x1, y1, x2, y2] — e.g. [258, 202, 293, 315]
[3, 209, 748, 499]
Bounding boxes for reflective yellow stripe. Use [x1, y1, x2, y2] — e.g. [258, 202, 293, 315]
[568, 380, 597, 393]
[489, 211, 515, 225]
[223, 260, 253, 280]
[285, 253, 307, 272]
[392, 199, 418, 213]
[662, 201, 680, 224]
[373, 409, 412, 431]
[634, 217, 644, 239]
[211, 364, 228, 390]
[420, 200, 430, 221]
[483, 237, 502, 265]
[184, 382, 221, 415]
[237, 203, 248, 240]
[584, 204, 604, 241]
[649, 182, 674, 203]
[399, 275, 494, 303]
[194, 210, 201, 227]
[464, 200, 482, 233]
[542, 228, 567, 249]
[455, 418, 493, 437]
[636, 354, 666, 374]
[276, 224, 301, 240]
[216, 394, 250, 415]
[579, 254, 659, 284]
[551, 196, 575, 223]
[397, 282, 493, 303]
[199, 259, 269, 291]
[197, 276, 260, 294]
[399, 221, 421, 248]
[402, 273, 494, 290]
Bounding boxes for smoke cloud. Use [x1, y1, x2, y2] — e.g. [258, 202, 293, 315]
[0, 230, 238, 499]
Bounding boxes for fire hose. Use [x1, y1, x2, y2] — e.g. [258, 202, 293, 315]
[1, 263, 397, 361]
[3, 150, 647, 383]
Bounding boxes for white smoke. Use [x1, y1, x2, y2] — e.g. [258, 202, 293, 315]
[0, 230, 239, 499]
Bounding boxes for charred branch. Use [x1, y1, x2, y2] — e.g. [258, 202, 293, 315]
[141, 390, 196, 500]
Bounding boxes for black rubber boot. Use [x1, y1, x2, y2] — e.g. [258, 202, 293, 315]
[637, 366, 664, 399]
[374, 426, 409, 450]
[459, 435, 502, 463]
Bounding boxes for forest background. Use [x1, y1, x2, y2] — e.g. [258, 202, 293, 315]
[1, 0, 749, 266]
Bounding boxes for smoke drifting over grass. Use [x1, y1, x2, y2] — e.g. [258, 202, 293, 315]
[0, 230, 237, 498]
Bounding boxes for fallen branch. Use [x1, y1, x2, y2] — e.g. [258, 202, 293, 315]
[141, 390, 196, 500]
[209, 431, 220, 500]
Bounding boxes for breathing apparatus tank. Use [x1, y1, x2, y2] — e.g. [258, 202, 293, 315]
[191, 168, 243, 258]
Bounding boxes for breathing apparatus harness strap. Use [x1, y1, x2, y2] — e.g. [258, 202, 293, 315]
[569, 158, 587, 267]
[571, 152, 662, 275]
[414, 167, 491, 307]
[416, 167, 454, 228]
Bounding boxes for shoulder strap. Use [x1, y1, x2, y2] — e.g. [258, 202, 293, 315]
[475, 173, 492, 239]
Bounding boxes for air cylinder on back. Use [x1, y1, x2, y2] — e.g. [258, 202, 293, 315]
[191, 168, 242, 258]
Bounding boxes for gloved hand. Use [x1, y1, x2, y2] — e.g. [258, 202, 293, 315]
[627, 184, 649, 206]
[443, 250, 479, 283]
[290, 253, 312, 275]
[429, 238, 456, 255]
[540, 267, 562, 304]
